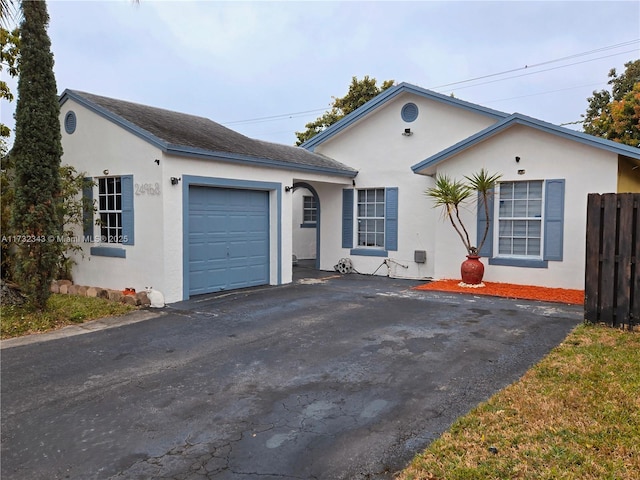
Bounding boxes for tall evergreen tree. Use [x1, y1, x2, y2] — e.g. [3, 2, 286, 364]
[10, 0, 62, 309]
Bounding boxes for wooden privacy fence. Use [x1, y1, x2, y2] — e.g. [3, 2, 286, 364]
[585, 193, 640, 329]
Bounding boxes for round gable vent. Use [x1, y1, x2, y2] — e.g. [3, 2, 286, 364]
[64, 111, 77, 134]
[401, 102, 419, 122]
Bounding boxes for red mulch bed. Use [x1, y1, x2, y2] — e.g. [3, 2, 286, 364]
[413, 279, 584, 305]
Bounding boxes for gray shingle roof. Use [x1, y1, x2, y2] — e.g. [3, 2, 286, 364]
[63, 90, 357, 177]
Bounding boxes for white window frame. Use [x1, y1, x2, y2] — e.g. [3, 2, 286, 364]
[302, 195, 317, 224]
[98, 176, 123, 244]
[357, 188, 385, 249]
[495, 180, 545, 260]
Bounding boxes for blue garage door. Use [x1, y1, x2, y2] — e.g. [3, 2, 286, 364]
[188, 186, 269, 295]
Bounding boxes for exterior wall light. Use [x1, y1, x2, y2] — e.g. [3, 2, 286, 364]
[402, 128, 413, 136]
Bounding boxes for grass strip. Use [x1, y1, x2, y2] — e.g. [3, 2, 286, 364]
[397, 323, 640, 480]
[1, 294, 134, 339]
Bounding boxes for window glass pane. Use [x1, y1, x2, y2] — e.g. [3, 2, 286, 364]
[115, 178, 121, 194]
[499, 201, 512, 217]
[513, 220, 527, 236]
[528, 220, 541, 237]
[498, 220, 512, 235]
[376, 190, 385, 202]
[513, 182, 528, 199]
[98, 178, 106, 193]
[498, 238, 511, 254]
[529, 200, 542, 217]
[99, 196, 106, 210]
[528, 238, 541, 255]
[500, 183, 513, 199]
[376, 233, 384, 246]
[513, 200, 527, 216]
[513, 238, 527, 255]
[107, 195, 114, 210]
[529, 181, 542, 198]
[366, 233, 375, 246]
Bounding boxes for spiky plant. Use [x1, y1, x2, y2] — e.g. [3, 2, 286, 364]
[426, 168, 501, 256]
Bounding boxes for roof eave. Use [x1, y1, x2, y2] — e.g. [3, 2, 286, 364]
[411, 113, 640, 175]
[301, 82, 509, 150]
[165, 144, 358, 178]
[59, 89, 168, 150]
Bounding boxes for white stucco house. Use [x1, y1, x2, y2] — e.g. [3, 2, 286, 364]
[58, 83, 640, 303]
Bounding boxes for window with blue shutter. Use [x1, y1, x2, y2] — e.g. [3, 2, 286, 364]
[345, 187, 399, 257]
[95, 175, 134, 245]
[486, 179, 565, 268]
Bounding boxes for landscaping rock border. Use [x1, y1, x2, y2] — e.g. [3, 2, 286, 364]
[50, 280, 151, 307]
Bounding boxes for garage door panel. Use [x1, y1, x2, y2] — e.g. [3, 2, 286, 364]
[188, 186, 269, 296]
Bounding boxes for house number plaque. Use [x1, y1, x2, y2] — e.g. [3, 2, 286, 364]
[135, 182, 161, 195]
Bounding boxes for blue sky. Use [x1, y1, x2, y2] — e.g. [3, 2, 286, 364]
[1, 0, 639, 146]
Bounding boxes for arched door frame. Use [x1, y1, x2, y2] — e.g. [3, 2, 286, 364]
[293, 182, 320, 269]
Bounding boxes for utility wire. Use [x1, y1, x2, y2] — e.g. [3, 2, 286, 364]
[440, 49, 638, 93]
[222, 39, 639, 127]
[429, 39, 639, 90]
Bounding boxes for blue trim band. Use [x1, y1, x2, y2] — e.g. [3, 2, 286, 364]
[302, 82, 508, 150]
[350, 248, 388, 257]
[412, 112, 640, 174]
[300, 223, 316, 228]
[488, 257, 548, 268]
[90, 246, 126, 258]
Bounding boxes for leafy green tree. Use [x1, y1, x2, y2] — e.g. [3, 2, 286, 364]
[1, 25, 20, 143]
[295, 75, 394, 145]
[10, 0, 62, 309]
[583, 60, 640, 147]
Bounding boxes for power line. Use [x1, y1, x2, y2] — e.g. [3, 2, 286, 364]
[222, 39, 639, 127]
[482, 81, 606, 105]
[429, 39, 639, 90]
[441, 49, 638, 93]
[222, 107, 329, 126]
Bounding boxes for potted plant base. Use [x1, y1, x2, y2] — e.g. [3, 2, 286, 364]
[460, 255, 485, 285]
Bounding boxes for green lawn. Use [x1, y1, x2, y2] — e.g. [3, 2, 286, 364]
[1, 294, 134, 339]
[397, 323, 640, 480]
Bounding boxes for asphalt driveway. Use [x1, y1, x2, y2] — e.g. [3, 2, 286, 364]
[1, 268, 583, 479]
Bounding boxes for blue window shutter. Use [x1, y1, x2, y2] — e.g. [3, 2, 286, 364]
[385, 187, 398, 251]
[121, 175, 135, 245]
[82, 177, 93, 240]
[543, 179, 564, 261]
[477, 190, 494, 257]
[342, 189, 354, 249]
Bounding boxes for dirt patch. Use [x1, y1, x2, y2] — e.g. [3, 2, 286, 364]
[414, 279, 584, 305]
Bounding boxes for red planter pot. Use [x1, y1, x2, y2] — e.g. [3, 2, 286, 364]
[460, 255, 485, 285]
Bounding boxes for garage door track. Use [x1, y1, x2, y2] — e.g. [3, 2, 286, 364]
[1, 271, 583, 479]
